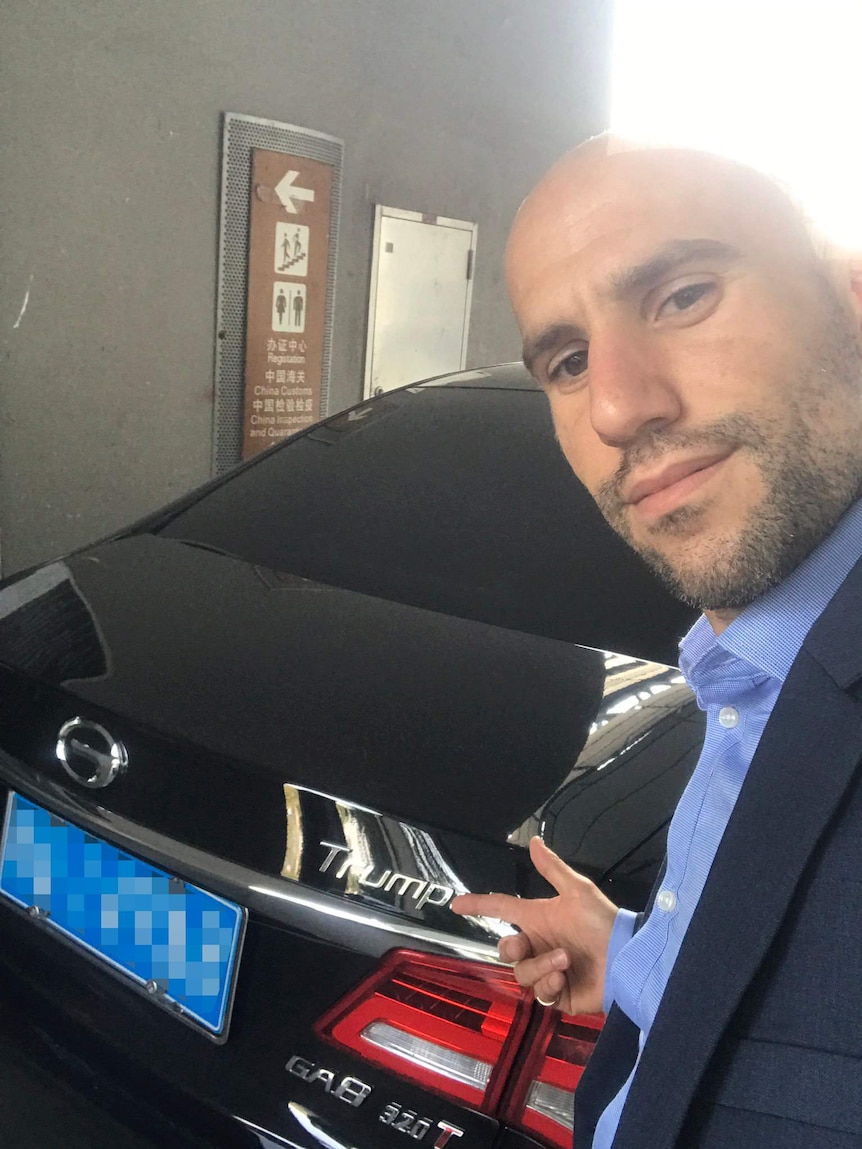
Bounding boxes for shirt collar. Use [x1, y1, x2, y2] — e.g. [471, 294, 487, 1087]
[680, 497, 862, 686]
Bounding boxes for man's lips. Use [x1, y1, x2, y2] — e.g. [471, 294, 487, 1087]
[623, 451, 734, 519]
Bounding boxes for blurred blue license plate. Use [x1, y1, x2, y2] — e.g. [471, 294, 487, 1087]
[0, 792, 245, 1037]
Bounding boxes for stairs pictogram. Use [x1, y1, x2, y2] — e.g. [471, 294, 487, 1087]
[278, 251, 305, 272]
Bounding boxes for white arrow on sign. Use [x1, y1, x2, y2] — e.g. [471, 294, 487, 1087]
[347, 407, 373, 422]
[275, 171, 315, 213]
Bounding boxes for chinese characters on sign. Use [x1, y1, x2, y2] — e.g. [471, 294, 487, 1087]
[242, 149, 333, 458]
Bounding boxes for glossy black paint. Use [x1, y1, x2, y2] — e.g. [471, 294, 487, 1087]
[0, 369, 702, 1147]
[156, 372, 695, 666]
[0, 537, 610, 846]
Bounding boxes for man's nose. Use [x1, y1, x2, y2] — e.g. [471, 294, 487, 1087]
[586, 328, 683, 448]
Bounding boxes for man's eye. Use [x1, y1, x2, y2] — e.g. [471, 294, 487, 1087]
[548, 349, 588, 382]
[659, 281, 714, 316]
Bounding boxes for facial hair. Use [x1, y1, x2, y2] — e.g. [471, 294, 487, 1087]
[593, 329, 862, 612]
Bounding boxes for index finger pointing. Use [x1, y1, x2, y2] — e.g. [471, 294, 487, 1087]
[449, 891, 526, 925]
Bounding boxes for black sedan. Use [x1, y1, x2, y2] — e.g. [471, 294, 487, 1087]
[0, 364, 702, 1149]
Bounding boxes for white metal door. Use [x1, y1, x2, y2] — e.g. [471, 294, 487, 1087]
[364, 207, 476, 398]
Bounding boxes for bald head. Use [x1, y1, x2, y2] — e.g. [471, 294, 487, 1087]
[507, 138, 826, 333]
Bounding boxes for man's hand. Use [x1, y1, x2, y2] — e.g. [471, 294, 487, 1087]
[450, 836, 617, 1015]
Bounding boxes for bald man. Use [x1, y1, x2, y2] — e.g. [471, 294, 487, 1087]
[452, 139, 862, 1147]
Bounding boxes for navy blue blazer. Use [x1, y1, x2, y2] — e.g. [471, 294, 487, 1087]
[574, 555, 862, 1148]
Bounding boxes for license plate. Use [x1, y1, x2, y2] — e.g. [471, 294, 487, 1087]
[0, 792, 245, 1038]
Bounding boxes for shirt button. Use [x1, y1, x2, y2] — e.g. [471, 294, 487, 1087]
[656, 889, 677, 913]
[718, 706, 740, 729]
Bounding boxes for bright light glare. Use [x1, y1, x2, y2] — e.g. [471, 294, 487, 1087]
[611, 1, 862, 250]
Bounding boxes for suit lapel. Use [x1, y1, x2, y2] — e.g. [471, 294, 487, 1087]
[612, 631, 862, 1148]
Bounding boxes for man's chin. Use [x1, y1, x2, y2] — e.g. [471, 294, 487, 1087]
[635, 551, 743, 611]
[626, 526, 755, 612]
[631, 528, 790, 612]
[606, 500, 773, 610]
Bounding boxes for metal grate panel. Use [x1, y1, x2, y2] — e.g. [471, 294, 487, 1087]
[213, 114, 344, 474]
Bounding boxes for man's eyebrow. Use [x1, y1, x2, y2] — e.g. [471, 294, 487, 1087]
[521, 240, 741, 375]
[604, 239, 742, 300]
[522, 323, 586, 375]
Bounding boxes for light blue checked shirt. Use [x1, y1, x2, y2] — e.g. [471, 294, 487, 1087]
[592, 496, 862, 1149]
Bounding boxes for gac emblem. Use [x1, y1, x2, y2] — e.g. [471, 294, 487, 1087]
[56, 718, 128, 789]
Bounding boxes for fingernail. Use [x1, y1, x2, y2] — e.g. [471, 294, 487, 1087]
[551, 949, 568, 969]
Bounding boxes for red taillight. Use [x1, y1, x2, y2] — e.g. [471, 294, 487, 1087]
[314, 948, 604, 1149]
[314, 949, 531, 1111]
[503, 1009, 604, 1149]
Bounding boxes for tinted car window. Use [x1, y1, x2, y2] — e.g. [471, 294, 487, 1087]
[158, 379, 694, 663]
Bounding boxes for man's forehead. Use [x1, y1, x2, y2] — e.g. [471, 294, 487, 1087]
[520, 144, 776, 218]
[513, 155, 757, 258]
[507, 147, 814, 309]
[507, 209, 739, 326]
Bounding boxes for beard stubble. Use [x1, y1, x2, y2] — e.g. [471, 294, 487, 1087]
[593, 329, 862, 612]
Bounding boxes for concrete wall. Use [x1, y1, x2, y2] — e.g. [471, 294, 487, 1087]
[0, 0, 611, 574]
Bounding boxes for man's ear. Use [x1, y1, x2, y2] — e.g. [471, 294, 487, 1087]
[824, 253, 862, 334]
[845, 260, 862, 329]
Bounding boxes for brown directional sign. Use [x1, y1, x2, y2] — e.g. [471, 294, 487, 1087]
[242, 149, 333, 458]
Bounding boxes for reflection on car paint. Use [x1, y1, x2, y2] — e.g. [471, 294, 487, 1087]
[508, 650, 697, 850]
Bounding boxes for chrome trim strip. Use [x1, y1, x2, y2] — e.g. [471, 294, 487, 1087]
[233, 1115, 305, 1149]
[279, 780, 383, 816]
[288, 1103, 361, 1149]
[0, 752, 501, 965]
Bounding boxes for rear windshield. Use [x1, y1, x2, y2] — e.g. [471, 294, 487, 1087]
[158, 385, 693, 663]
